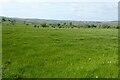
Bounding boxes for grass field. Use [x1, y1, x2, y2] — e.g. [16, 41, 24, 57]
[0, 23, 2, 79]
[2, 22, 118, 78]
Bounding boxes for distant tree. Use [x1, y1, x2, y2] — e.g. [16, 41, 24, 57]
[41, 23, 47, 28]
[70, 22, 72, 26]
[91, 24, 97, 28]
[34, 25, 37, 28]
[57, 23, 61, 26]
[88, 25, 91, 28]
[2, 18, 6, 22]
[63, 23, 67, 26]
[8, 19, 11, 22]
[116, 26, 119, 29]
[52, 24, 56, 28]
[52, 26, 55, 28]
[83, 24, 90, 28]
[107, 26, 110, 29]
[8, 19, 15, 25]
[59, 26, 62, 28]
[26, 24, 29, 26]
[37, 25, 39, 28]
[71, 26, 74, 28]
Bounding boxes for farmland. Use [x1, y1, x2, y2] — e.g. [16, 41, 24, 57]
[2, 21, 118, 78]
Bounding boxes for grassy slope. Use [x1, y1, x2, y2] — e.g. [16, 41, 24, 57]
[2, 22, 118, 78]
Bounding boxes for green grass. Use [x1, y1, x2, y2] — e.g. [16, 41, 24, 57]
[0, 23, 2, 79]
[2, 22, 118, 78]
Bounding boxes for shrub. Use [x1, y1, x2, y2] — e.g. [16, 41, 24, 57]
[59, 26, 62, 28]
[91, 24, 97, 28]
[116, 26, 119, 29]
[41, 23, 47, 28]
[34, 25, 36, 28]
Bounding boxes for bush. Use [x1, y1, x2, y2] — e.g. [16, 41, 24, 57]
[41, 23, 47, 28]
[116, 26, 119, 29]
[90, 24, 97, 28]
[59, 26, 62, 28]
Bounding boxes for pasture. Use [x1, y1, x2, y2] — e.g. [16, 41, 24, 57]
[2, 22, 118, 78]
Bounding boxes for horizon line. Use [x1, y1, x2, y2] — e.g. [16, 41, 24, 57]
[1, 16, 118, 22]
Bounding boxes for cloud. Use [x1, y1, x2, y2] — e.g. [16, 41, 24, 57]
[69, 2, 118, 21]
[0, 0, 119, 4]
[0, 0, 118, 21]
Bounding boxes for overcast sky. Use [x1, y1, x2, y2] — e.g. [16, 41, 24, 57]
[0, 0, 119, 21]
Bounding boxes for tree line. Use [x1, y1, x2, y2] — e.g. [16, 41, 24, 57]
[33, 22, 119, 29]
[2, 18, 119, 29]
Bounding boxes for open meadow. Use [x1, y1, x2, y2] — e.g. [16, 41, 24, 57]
[2, 22, 118, 78]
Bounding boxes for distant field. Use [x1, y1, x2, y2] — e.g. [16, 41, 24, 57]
[2, 22, 118, 78]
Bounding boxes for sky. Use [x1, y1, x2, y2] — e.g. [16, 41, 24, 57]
[0, 0, 119, 21]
